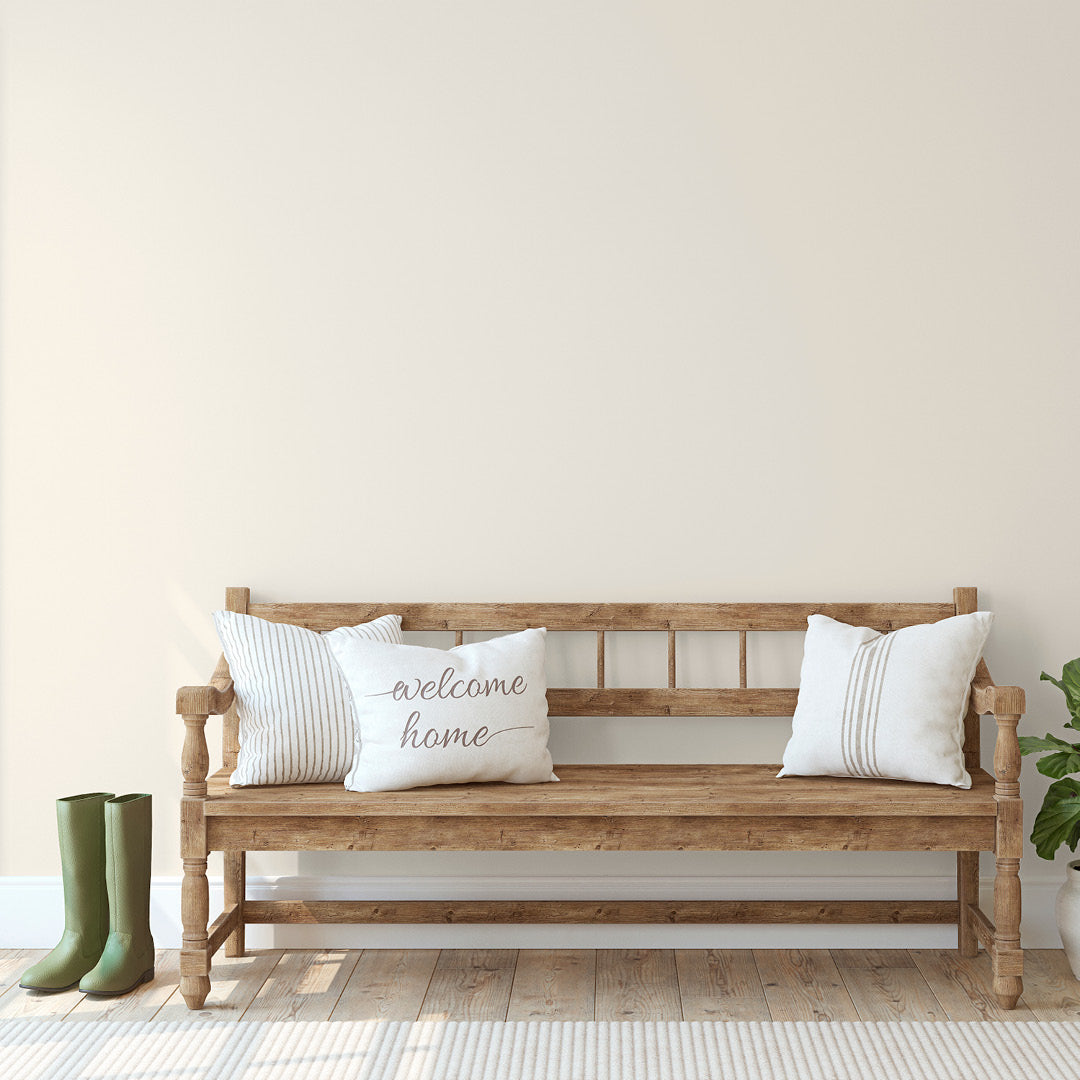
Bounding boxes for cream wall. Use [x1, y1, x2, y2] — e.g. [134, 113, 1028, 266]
[2, 2, 1079, 945]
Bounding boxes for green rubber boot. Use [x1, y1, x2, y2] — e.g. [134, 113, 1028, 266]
[79, 794, 155, 997]
[20, 793, 114, 992]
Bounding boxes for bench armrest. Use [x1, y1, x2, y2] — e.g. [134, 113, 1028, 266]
[971, 660, 1024, 798]
[970, 659, 1026, 718]
[176, 655, 235, 716]
[177, 656, 234, 797]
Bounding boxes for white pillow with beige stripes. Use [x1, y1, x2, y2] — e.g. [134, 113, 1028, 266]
[214, 610, 404, 786]
[778, 611, 993, 789]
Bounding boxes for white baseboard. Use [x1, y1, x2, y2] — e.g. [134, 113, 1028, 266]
[0, 873, 1062, 950]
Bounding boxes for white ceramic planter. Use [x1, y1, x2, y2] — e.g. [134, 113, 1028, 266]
[1057, 860, 1080, 979]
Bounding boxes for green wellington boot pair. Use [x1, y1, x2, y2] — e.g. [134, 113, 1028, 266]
[20, 793, 155, 996]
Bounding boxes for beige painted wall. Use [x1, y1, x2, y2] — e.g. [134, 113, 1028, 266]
[2, 2, 1079, 941]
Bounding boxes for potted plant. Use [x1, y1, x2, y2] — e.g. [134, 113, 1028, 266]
[1018, 657, 1080, 976]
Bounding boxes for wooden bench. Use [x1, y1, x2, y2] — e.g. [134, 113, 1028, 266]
[175, 586, 1026, 1010]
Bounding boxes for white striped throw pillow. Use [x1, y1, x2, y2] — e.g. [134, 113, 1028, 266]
[214, 610, 403, 786]
[778, 611, 993, 789]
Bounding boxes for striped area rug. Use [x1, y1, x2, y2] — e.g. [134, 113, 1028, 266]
[2, 1018, 1075, 1079]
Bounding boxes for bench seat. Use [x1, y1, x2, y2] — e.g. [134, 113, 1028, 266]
[203, 764, 998, 855]
[205, 763, 997, 818]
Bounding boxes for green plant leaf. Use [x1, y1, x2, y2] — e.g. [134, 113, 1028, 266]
[1017, 733, 1080, 777]
[1042, 659, 1080, 729]
[1018, 733, 1078, 755]
[1030, 777, 1080, 860]
[1037, 752, 1080, 779]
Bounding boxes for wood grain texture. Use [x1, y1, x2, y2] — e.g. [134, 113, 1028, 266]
[909, 950, 1036, 1022]
[0, 949, 1058, 1023]
[241, 899, 959, 926]
[962, 700, 981, 772]
[223, 851, 246, 957]
[220, 589, 248, 770]
[330, 949, 439, 1021]
[418, 949, 517, 1021]
[957, 851, 980, 956]
[176, 679, 234, 718]
[754, 950, 860, 1022]
[954, 592, 982, 767]
[831, 949, 948, 1021]
[1019, 949, 1080, 1021]
[241, 950, 359, 1021]
[506, 949, 595, 1020]
[548, 687, 799, 716]
[247, 600, 955, 633]
[970, 904, 999, 957]
[0, 977, 82, 1020]
[830, 948, 914, 968]
[675, 949, 770, 1021]
[157, 950, 282, 1022]
[180, 793, 211, 1010]
[207, 905, 240, 957]
[67, 950, 182, 1023]
[181, 717, 211, 800]
[595, 950, 681, 1021]
[202, 765, 998, 818]
[952, 587, 978, 617]
[992, 713, 1024, 1008]
[212, 815, 994, 853]
[223, 699, 241, 772]
[971, 659, 1026, 717]
[0, 950, 45, 992]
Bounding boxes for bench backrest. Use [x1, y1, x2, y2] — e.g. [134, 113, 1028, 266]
[219, 586, 982, 772]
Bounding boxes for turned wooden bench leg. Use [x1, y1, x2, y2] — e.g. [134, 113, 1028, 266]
[180, 712, 212, 1010]
[993, 852, 1023, 1009]
[180, 851, 212, 1009]
[224, 850, 246, 957]
[956, 850, 979, 957]
[992, 712, 1023, 1009]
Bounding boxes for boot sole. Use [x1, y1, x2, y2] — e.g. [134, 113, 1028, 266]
[79, 967, 154, 998]
[19, 980, 79, 993]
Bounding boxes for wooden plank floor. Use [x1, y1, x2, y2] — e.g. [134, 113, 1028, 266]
[0, 949, 1075, 1022]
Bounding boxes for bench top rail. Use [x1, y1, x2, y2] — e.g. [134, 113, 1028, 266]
[246, 600, 956, 634]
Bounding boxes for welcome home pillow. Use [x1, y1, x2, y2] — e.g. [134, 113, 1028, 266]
[778, 611, 994, 789]
[325, 627, 557, 792]
[214, 610, 404, 786]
